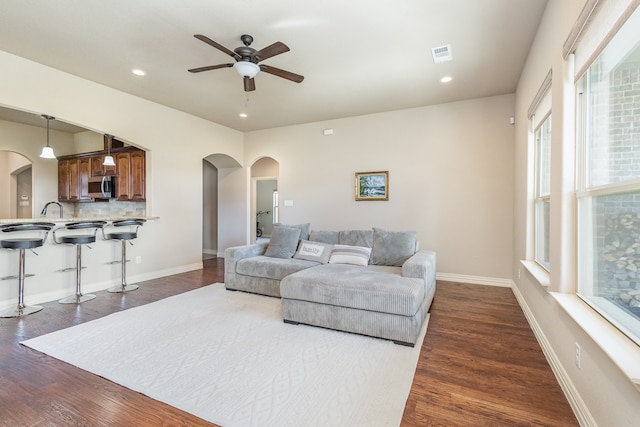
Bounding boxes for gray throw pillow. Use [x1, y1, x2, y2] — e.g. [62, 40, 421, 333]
[264, 226, 302, 258]
[274, 222, 311, 240]
[309, 230, 340, 244]
[370, 227, 417, 266]
[339, 230, 373, 248]
[294, 240, 333, 264]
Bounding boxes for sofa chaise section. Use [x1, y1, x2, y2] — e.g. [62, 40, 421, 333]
[280, 250, 436, 346]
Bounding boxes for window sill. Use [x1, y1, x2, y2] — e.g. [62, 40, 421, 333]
[520, 260, 550, 290]
[551, 292, 640, 392]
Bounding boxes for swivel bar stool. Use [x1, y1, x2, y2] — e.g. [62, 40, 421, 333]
[0, 222, 55, 318]
[53, 220, 107, 304]
[103, 219, 146, 293]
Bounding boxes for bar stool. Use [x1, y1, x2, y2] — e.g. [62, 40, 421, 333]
[0, 222, 55, 318]
[53, 220, 107, 304]
[103, 219, 146, 293]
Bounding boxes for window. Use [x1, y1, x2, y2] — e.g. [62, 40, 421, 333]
[535, 115, 552, 271]
[577, 6, 640, 346]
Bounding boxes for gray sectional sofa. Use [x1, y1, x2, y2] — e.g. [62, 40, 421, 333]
[224, 225, 436, 346]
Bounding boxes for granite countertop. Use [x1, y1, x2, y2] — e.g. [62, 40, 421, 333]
[0, 216, 159, 224]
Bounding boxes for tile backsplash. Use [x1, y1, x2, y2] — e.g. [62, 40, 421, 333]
[64, 200, 146, 218]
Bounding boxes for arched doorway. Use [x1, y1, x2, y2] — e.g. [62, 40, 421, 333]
[1, 151, 32, 219]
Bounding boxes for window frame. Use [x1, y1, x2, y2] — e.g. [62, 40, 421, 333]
[575, 17, 640, 347]
[534, 113, 552, 272]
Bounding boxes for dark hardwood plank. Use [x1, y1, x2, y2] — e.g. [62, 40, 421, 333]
[0, 262, 578, 426]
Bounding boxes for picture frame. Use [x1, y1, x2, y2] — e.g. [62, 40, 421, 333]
[355, 171, 389, 201]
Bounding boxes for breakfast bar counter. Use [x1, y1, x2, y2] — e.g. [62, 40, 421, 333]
[1, 216, 161, 316]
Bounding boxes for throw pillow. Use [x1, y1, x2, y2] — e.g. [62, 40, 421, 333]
[329, 244, 372, 266]
[274, 222, 311, 240]
[309, 230, 340, 244]
[264, 226, 302, 259]
[294, 240, 333, 264]
[370, 227, 417, 266]
[339, 230, 373, 248]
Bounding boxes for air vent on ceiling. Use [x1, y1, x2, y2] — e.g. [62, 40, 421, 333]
[431, 44, 452, 63]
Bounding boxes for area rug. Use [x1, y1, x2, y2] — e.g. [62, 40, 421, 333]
[21, 283, 428, 427]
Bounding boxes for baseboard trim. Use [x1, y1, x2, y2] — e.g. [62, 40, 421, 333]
[511, 284, 596, 427]
[203, 249, 217, 256]
[436, 272, 512, 288]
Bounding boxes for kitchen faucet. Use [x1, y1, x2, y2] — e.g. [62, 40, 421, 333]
[41, 201, 63, 218]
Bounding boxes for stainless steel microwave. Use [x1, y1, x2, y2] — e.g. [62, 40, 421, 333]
[88, 176, 115, 199]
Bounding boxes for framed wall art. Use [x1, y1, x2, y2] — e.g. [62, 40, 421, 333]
[355, 171, 389, 201]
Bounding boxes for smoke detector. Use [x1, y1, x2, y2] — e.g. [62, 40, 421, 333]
[431, 44, 452, 63]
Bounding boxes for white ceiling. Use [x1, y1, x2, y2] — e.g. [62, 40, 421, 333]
[0, 0, 548, 132]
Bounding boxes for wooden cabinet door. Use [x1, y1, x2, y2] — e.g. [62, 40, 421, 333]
[91, 155, 116, 176]
[116, 152, 131, 201]
[78, 157, 92, 201]
[68, 159, 80, 201]
[58, 159, 70, 201]
[130, 150, 145, 201]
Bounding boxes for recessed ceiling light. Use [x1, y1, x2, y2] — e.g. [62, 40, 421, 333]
[440, 76, 453, 83]
[131, 69, 146, 76]
[239, 113, 248, 118]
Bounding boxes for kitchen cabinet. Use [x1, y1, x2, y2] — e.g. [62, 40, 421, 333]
[59, 147, 145, 203]
[91, 155, 116, 177]
[78, 157, 92, 201]
[116, 149, 145, 201]
[58, 158, 91, 202]
[58, 159, 71, 201]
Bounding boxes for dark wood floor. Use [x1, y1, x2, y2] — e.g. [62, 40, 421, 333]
[0, 259, 578, 427]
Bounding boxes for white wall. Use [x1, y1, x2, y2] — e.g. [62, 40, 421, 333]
[513, 1, 640, 426]
[246, 94, 515, 282]
[0, 50, 245, 308]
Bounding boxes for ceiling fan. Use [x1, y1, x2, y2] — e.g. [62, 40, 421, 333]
[188, 34, 304, 92]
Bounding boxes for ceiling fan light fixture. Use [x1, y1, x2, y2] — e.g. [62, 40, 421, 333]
[234, 61, 260, 79]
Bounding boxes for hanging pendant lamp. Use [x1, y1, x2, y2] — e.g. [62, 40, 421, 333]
[103, 134, 116, 166]
[39, 115, 56, 159]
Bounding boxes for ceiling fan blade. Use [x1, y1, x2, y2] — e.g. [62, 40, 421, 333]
[194, 35, 239, 59]
[244, 77, 256, 92]
[253, 42, 289, 62]
[260, 65, 304, 83]
[188, 64, 233, 73]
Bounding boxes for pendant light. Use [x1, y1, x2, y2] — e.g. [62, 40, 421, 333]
[103, 134, 116, 166]
[39, 115, 56, 159]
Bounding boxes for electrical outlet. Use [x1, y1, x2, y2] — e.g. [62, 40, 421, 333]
[135, 255, 142, 265]
[518, 268, 521, 280]
[574, 342, 581, 369]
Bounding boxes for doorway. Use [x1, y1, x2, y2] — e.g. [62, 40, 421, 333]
[251, 157, 279, 242]
[1, 151, 32, 219]
[256, 179, 277, 239]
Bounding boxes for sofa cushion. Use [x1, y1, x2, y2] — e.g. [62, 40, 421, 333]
[274, 222, 311, 241]
[309, 230, 340, 244]
[280, 264, 425, 317]
[264, 226, 301, 258]
[371, 228, 417, 267]
[329, 244, 371, 266]
[339, 230, 373, 248]
[294, 240, 333, 264]
[236, 256, 318, 280]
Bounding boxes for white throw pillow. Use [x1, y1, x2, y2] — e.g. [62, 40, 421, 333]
[329, 244, 371, 266]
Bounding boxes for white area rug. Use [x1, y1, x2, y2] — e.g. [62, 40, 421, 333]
[22, 283, 428, 427]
